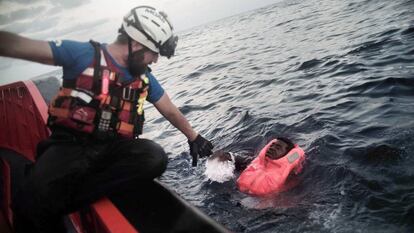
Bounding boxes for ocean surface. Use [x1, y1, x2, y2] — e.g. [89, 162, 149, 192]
[35, 0, 414, 232]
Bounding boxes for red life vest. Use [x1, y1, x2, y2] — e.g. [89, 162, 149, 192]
[237, 139, 305, 196]
[48, 41, 149, 139]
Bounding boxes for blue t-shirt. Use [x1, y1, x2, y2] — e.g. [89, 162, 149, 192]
[48, 40, 164, 103]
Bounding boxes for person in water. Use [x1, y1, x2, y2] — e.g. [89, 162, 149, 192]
[205, 137, 305, 196]
[206, 137, 295, 172]
[0, 6, 213, 233]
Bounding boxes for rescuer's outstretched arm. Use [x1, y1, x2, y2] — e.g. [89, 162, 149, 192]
[154, 92, 214, 166]
[0, 31, 54, 65]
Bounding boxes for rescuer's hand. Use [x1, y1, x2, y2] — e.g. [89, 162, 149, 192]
[188, 134, 214, 167]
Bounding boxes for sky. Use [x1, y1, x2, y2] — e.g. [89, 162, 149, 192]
[0, 0, 281, 84]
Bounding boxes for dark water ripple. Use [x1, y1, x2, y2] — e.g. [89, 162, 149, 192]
[139, 0, 414, 232]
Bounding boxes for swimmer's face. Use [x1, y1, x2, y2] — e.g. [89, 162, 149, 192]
[265, 139, 289, 160]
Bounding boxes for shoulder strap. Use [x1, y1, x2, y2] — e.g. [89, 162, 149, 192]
[89, 40, 102, 93]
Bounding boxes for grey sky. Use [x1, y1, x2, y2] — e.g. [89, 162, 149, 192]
[0, 0, 281, 84]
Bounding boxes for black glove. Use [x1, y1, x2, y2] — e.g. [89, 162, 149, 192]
[188, 134, 214, 167]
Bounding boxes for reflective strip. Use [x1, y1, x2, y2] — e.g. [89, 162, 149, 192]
[287, 152, 300, 164]
[59, 88, 92, 103]
[70, 90, 93, 103]
[82, 67, 94, 76]
[100, 51, 107, 66]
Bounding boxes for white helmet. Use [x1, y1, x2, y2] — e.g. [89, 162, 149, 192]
[122, 6, 178, 58]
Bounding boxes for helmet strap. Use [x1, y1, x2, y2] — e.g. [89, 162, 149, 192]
[127, 36, 133, 64]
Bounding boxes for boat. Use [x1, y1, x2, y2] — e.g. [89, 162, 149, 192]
[0, 77, 230, 233]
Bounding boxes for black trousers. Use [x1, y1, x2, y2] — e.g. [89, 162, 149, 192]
[13, 129, 168, 233]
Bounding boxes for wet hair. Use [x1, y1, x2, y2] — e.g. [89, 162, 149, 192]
[276, 137, 295, 154]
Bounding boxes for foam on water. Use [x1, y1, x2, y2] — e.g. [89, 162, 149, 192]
[204, 154, 235, 183]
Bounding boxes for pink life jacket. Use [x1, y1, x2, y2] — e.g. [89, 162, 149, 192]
[237, 139, 305, 196]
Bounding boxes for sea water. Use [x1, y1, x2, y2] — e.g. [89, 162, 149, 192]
[147, 0, 414, 232]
